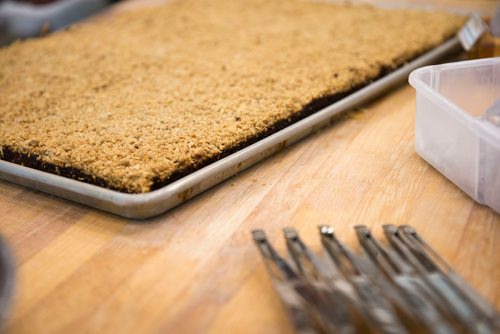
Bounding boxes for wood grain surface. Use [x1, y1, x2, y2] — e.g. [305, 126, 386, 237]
[1, 1, 499, 333]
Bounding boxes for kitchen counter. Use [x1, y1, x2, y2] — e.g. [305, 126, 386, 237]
[0, 0, 498, 333]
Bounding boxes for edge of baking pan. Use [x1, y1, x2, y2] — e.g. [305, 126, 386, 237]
[0, 37, 461, 219]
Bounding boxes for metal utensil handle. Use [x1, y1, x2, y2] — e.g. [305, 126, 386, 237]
[394, 276, 454, 334]
[426, 273, 495, 334]
[352, 276, 408, 334]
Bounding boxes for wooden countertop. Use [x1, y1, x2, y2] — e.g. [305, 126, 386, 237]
[1, 1, 499, 333]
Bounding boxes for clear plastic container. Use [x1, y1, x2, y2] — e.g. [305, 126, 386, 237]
[409, 58, 500, 213]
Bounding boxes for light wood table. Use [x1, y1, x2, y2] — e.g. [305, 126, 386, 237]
[1, 1, 499, 333]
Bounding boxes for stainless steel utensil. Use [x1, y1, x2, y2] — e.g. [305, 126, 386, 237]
[252, 225, 500, 334]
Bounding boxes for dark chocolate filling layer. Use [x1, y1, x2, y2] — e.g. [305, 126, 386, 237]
[1, 146, 114, 190]
[0, 62, 410, 193]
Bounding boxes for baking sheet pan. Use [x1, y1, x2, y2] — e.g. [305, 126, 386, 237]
[0, 37, 462, 219]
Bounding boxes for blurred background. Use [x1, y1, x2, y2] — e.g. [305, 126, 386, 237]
[1, 0, 498, 48]
[0, 0, 121, 46]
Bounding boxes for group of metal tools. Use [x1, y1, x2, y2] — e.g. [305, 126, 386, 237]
[252, 225, 499, 333]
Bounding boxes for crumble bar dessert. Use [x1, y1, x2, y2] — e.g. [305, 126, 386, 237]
[0, 0, 464, 193]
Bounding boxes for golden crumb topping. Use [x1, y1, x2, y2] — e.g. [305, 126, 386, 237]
[0, 0, 464, 192]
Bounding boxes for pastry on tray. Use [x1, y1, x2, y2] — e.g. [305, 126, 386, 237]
[0, 0, 464, 193]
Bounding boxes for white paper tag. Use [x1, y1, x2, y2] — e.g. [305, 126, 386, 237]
[458, 14, 489, 51]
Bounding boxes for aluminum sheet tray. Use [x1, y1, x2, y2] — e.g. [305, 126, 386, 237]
[0, 37, 461, 219]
